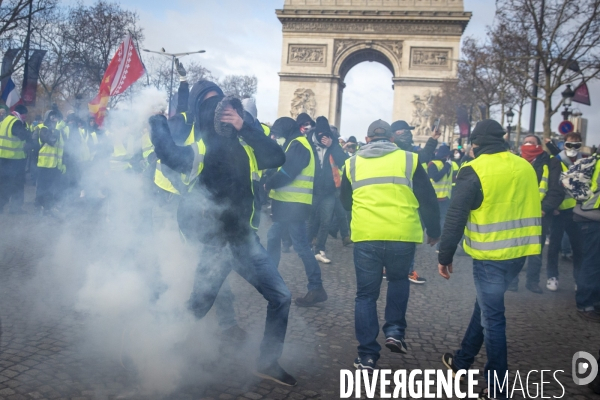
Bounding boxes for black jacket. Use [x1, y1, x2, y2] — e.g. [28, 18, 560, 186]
[532, 152, 564, 216]
[265, 133, 313, 222]
[309, 132, 348, 197]
[149, 114, 284, 245]
[340, 140, 441, 240]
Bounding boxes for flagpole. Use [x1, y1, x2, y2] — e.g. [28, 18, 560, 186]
[21, 0, 33, 105]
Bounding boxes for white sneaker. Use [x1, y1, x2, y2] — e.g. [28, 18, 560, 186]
[546, 277, 558, 292]
[315, 251, 331, 264]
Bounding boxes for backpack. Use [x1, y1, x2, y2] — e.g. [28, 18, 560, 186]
[560, 154, 598, 201]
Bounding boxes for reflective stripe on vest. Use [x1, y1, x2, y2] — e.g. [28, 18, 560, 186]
[430, 160, 452, 199]
[269, 136, 315, 205]
[539, 164, 549, 201]
[463, 152, 542, 260]
[0, 115, 26, 159]
[582, 156, 600, 211]
[37, 125, 64, 169]
[345, 148, 422, 243]
[557, 161, 577, 210]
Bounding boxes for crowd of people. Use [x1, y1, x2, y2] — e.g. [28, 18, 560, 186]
[1, 62, 600, 400]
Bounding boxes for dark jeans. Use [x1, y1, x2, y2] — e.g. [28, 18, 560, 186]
[547, 209, 582, 280]
[267, 220, 323, 291]
[309, 193, 336, 253]
[329, 192, 350, 239]
[214, 277, 237, 331]
[354, 241, 415, 362]
[512, 239, 545, 286]
[576, 221, 600, 311]
[35, 167, 61, 210]
[0, 158, 26, 212]
[436, 199, 450, 250]
[453, 257, 526, 400]
[188, 233, 291, 366]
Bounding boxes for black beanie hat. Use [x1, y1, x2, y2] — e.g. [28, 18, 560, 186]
[14, 105, 28, 115]
[470, 119, 506, 145]
[296, 112, 315, 127]
[314, 116, 331, 136]
[271, 117, 300, 139]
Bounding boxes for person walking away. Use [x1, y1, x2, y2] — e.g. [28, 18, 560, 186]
[266, 117, 327, 307]
[507, 135, 563, 293]
[35, 112, 65, 217]
[308, 116, 348, 264]
[391, 120, 440, 284]
[438, 119, 542, 400]
[427, 144, 453, 251]
[0, 105, 30, 214]
[544, 133, 584, 292]
[341, 120, 440, 374]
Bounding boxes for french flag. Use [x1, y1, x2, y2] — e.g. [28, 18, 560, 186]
[1, 77, 21, 109]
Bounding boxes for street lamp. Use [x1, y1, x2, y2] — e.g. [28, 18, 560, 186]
[561, 84, 575, 121]
[142, 48, 206, 116]
[506, 107, 515, 141]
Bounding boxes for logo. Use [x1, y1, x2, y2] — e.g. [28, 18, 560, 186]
[572, 351, 598, 386]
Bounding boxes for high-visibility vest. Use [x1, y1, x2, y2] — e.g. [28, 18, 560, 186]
[79, 128, 92, 162]
[452, 161, 460, 186]
[539, 164, 549, 201]
[154, 125, 196, 194]
[557, 161, 576, 210]
[0, 115, 26, 159]
[37, 125, 64, 169]
[185, 138, 261, 230]
[141, 130, 154, 160]
[345, 149, 422, 243]
[582, 155, 600, 211]
[109, 135, 132, 171]
[430, 160, 453, 199]
[269, 136, 315, 205]
[463, 152, 542, 260]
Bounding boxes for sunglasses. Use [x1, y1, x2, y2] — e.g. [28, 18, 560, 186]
[564, 142, 582, 150]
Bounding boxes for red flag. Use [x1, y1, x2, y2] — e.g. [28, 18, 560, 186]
[572, 81, 591, 106]
[88, 34, 145, 126]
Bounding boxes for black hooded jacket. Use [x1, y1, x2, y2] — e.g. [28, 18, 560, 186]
[265, 118, 313, 222]
[149, 97, 285, 245]
[532, 152, 564, 216]
[308, 130, 348, 197]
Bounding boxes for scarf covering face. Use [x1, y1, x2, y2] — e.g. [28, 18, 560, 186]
[470, 119, 507, 157]
[520, 143, 544, 163]
[213, 96, 244, 138]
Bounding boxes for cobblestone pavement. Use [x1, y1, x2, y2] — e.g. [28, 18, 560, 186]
[0, 190, 598, 400]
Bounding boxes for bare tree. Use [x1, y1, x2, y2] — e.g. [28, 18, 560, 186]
[492, 0, 600, 138]
[0, 0, 56, 81]
[220, 75, 257, 99]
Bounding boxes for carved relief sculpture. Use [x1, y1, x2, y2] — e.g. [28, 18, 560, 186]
[410, 92, 435, 137]
[333, 39, 402, 65]
[290, 89, 317, 119]
[288, 45, 326, 64]
[410, 48, 452, 69]
[281, 21, 464, 35]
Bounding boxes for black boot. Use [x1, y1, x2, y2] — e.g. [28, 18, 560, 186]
[294, 287, 328, 307]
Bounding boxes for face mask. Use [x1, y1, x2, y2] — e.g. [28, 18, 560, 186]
[565, 149, 579, 158]
[454, 153, 461, 160]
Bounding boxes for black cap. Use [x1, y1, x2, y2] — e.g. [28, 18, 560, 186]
[390, 120, 415, 132]
[347, 136, 357, 144]
[271, 117, 299, 139]
[470, 119, 506, 145]
[14, 104, 28, 115]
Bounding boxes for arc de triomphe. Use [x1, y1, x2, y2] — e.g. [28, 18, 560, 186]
[276, 0, 471, 142]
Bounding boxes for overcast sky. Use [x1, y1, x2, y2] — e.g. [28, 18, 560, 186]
[115, 0, 598, 145]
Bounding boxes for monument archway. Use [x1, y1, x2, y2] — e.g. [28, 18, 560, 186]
[276, 0, 471, 144]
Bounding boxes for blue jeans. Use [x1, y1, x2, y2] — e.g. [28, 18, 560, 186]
[512, 239, 545, 286]
[330, 192, 350, 239]
[214, 278, 237, 330]
[576, 222, 600, 311]
[309, 193, 336, 253]
[188, 233, 292, 366]
[267, 220, 324, 291]
[453, 258, 526, 400]
[354, 241, 415, 363]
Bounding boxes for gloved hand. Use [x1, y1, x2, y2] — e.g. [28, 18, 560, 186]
[175, 58, 186, 81]
[446, 158, 453, 165]
[149, 114, 171, 147]
[59, 164, 66, 174]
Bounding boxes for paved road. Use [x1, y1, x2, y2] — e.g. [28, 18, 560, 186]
[0, 191, 598, 400]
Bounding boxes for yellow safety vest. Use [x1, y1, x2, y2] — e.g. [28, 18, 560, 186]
[452, 161, 460, 186]
[582, 155, 600, 211]
[185, 138, 261, 230]
[539, 164, 549, 201]
[141, 130, 154, 160]
[107, 131, 134, 171]
[557, 161, 577, 210]
[79, 128, 92, 162]
[269, 136, 315, 205]
[154, 125, 196, 194]
[463, 152, 542, 260]
[0, 115, 26, 159]
[345, 149, 422, 243]
[37, 125, 64, 169]
[430, 160, 453, 199]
